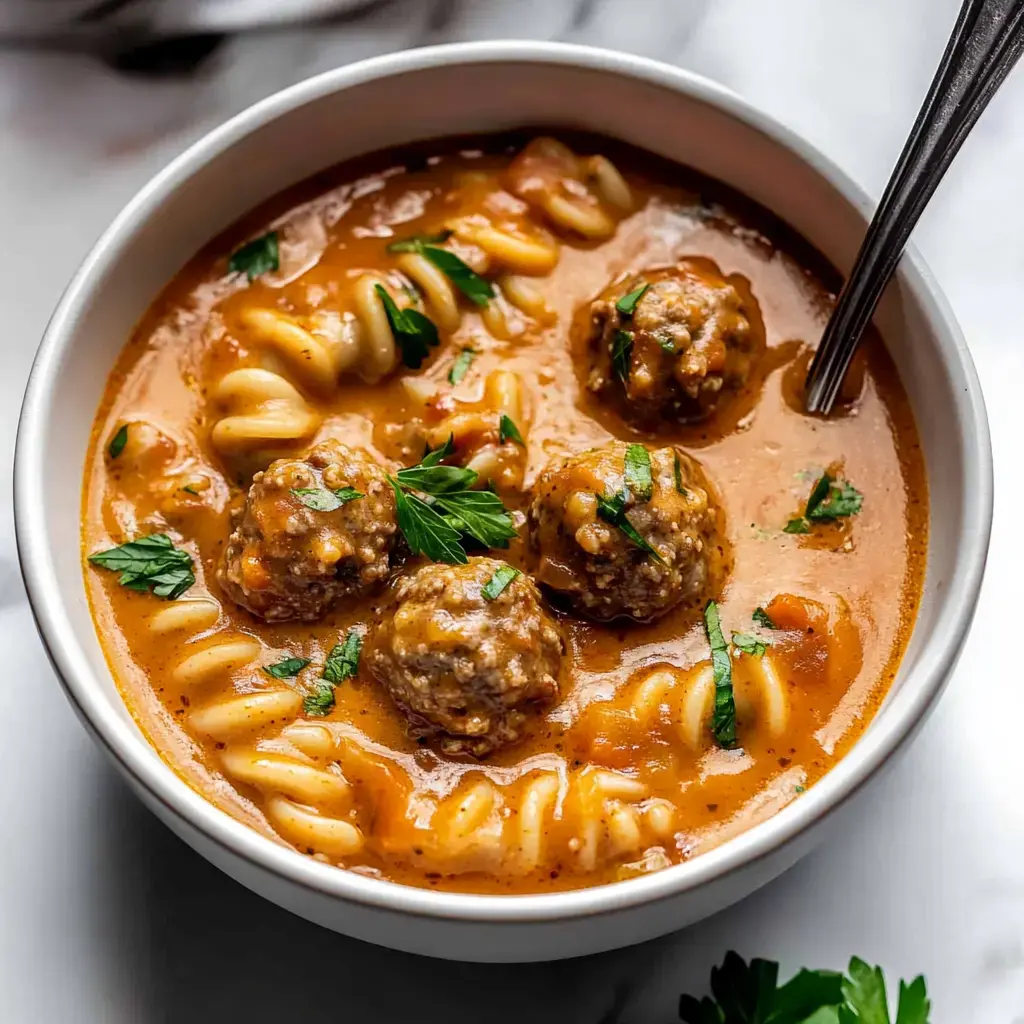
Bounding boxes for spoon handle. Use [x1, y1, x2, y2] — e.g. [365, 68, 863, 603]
[805, 0, 1024, 415]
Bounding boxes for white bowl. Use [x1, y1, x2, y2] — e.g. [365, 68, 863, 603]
[14, 41, 992, 962]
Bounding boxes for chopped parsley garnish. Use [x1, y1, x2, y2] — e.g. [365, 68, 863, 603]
[615, 283, 649, 316]
[704, 600, 736, 748]
[448, 348, 476, 385]
[228, 231, 279, 281]
[88, 533, 195, 600]
[323, 628, 363, 684]
[263, 656, 310, 679]
[390, 481, 468, 564]
[786, 471, 863, 533]
[291, 487, 364, 512]
[596, 491, 665, 564]
[624, 443, 653, 502]
[305, 628, 364, 716]
[680, 950, 931, 1024]
[499, 414, 525, 446]
[107, 424, 128, 460]
[429, 490, 518, 548]
[657, 335, 677, 354]
[396, 459, 476, 495]
[731, 631, 768, 657]
[388, 232, 494, 306]
[389, 443, 518, 563]
[481, 564, 520, 600]
[375, 284, 440, 369]
[611, 329, 633, 383]
[673, 450, 688, 495]
[753, 606, 776, 629]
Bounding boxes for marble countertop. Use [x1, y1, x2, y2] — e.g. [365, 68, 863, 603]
[1, 1, 1022, 1020]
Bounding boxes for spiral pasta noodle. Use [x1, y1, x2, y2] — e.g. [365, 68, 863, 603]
[630, 656, 790, 752]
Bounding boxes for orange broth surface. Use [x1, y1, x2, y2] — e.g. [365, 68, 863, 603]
[82, 133, 927, 893]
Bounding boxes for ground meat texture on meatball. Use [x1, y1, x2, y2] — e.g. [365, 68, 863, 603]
[586, 258, 759, 424]
[218, 440, 399, 622]
[528, 441, 726, 622]
[366, 558, 564, 757]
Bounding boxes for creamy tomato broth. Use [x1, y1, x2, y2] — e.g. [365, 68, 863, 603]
[83, 134, 927, 893]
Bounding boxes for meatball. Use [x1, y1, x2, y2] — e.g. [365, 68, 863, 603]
[586, 259, 757, 424]
[218, 440, 399, 622]
[366, 558, 564, 757]
[528, 441, 725, 621]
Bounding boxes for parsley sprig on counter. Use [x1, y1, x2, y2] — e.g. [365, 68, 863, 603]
[388, 437, 518, 564]
[387, 231, 495, 307]
[785, 472, 863, 534]
[679, 951, 930, 1024]
[88, 534, 195, 600]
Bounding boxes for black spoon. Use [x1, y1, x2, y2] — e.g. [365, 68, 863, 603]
[805, 0, 1024, 415]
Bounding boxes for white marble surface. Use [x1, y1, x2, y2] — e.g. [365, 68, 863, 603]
[1, 1, 1022, 1020]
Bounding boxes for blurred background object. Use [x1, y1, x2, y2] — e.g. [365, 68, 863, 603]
[0, 0, 379, 43]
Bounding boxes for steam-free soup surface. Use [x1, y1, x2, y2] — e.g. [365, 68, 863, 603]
[83, 134, 927, 893]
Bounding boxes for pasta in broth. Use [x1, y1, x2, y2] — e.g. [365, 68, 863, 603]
[83, 133, 927, 893]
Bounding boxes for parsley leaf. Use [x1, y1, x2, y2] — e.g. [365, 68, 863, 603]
[784, 517, 812, 535]
[893, 978, 930, 1024]
[624, 443, 653, 502]
[595, 491, 665, 564]
[430, 490, 518, 549]
[616, 282, 650, 316]
[396, 461, 477, 494]
[732, 632, 768, 657]
[753, 607, 777, 629]
[388, 234, 494, 306]
[107, 424, 128, 460]
[808, 478, 863, 521]
[305, 627, 364, 716]
[291, 487, 364, 512]
[386, 230, 453, 253]
[448, 348, 476, 385]
[323, 628, 363, 684]
[481, 564, 520, 600]
[612, 329, 633, 383]
[390, 443, 518, 561]
[704, 600, 736, 748]
[88, 533, 195, 600]
[263, 656, 310, 679]
[375, 284, 440, 369]
[389, 478, 468, 564]
[499, 414, 525, 446]
[420, 434, 455, 467]
[229, 231, 279, 281]
[673, 450, 688, 496]
[302, 684, 336, 717]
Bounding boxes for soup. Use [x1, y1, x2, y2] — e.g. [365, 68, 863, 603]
[82, 133, 927, 894]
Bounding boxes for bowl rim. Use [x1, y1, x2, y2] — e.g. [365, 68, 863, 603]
[14, 40, 993, 925]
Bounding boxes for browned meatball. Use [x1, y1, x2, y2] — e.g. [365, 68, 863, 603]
[218, 440, 399, 622]
[528, 441, 725, 622]
[366, 558, 564, 757]
[586, 259, 757, 424]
